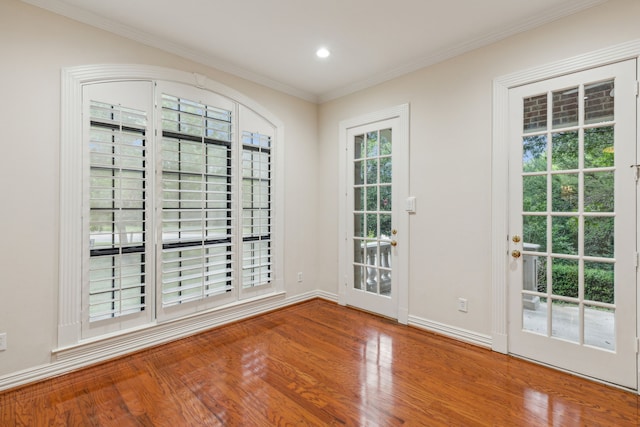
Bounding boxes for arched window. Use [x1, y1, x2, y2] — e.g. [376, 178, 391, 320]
[58, 66, 283, 347]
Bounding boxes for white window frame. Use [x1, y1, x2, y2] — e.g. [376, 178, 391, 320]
[58, 65, 284, 348]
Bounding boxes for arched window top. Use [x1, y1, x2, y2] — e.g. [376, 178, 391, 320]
[58, 65, 284, 348]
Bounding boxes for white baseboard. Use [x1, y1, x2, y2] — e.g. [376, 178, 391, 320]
[491, 332, 508, 354]
[2, 291, 497, 392]
[408, 315, 493, 349]
[313, 289, 339, 303]
[0, 290, 337, 392]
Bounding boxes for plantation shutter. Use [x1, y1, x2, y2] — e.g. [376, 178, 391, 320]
[87, 100, 148, 322]
[75, 77, 281, 342]
[241, 131, 272, 288]
[160, 92, 235, 310]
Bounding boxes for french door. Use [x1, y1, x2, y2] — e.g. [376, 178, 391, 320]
[507, 60, 637, 389]
[340, 106, 409, 321]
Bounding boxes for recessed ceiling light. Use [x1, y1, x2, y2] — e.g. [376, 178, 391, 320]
[316, 47, 330, 58]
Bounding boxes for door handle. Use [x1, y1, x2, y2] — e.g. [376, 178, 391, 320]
[390, 240, 397, 247]
[511, 250, 521, 259]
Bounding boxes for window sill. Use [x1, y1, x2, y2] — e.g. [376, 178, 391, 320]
[52, 290, 287, 363]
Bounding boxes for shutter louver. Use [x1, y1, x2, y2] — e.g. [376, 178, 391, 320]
[160, 94, 234, 306]
[241, 132, 272, 288]
[88, 101, 148, 322]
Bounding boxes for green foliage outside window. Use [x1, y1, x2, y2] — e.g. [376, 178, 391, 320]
[543, 263, 614, 304]
[523, 128, 615, 302]
[362, 130, 392, 239]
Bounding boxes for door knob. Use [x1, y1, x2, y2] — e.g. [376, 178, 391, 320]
[390, 240, 397, 247]
[511, 250, 521, 259]
[512, 235, 521, 243]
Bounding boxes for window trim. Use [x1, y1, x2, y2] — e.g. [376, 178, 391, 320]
[59, 65, 284, 348]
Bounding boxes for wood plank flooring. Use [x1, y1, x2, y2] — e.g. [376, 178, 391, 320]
[0, 299, 638, 426]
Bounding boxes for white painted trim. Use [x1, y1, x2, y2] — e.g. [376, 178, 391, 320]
[22, 0, 317, 102]
[408, 315, 493, 349]
[59, 64, 285, 347]
[22, 0, 606, 104]
[491, 40, 640, 360]
[54, 292, 288, 357]
[320, 0, 608, 103]
[63, 64, 284, 129]
[636, 62, 640, 396]
[494, 39, 640, 89]
[491, 74, 510, 354]
[0, 290, 338, 392]
[314, 290, 339, 303]
[338, 104, 410, 324]
[58, 67, 83, 346]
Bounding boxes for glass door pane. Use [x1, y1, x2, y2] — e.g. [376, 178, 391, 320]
[353, 129, 393, 297]
[520, 80, 617, 349]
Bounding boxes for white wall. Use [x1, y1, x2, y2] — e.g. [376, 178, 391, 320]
[0, 0, 318, 378]
[317, 0, 640, 338]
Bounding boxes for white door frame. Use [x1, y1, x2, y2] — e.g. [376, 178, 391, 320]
[492, 40, 640, 391]
[338, 104, 410, 324]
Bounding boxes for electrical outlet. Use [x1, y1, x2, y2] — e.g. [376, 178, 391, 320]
[0, 333, 6, 351]
[457, 298, 468, 313]
[297, 272, 303, 283]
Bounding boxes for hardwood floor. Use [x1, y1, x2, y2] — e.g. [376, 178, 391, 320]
[0, 299, 638, 426]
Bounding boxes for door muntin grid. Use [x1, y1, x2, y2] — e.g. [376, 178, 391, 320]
[520, 79, 618, 351]
[353, 129, 392, 297]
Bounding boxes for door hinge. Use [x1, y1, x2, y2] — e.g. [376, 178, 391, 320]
[635, 252, 639, 269]
[635, 81, 639, 97]
[635, 337, 639, 353]
[632, 164, 640, 182]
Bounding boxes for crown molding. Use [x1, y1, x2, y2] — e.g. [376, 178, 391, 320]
[21, 0, 319, 103]
[23, 0, 607, 104]
[318, 0, 609, 102]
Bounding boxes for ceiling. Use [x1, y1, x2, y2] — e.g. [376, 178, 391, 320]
[23, 0, 607, 103]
